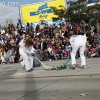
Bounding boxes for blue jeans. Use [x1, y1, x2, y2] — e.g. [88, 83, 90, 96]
[4, 58, 9, 63]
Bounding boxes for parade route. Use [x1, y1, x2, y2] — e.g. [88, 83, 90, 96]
[0, 58, 100, 100]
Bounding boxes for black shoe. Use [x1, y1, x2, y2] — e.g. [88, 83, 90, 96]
[31, 68, 33, 71]
[72, 67, 75, 70]
[72, 65, 75, 70]
[82, 65, 86, 69]
[26, 70, 32, 72]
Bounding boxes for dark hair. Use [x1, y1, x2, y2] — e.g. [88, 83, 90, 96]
[27, 22, 30, 27]
[78, 31, 84, 35]
[25, 38, 33, 48]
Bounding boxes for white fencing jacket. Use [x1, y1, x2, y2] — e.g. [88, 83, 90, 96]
[69, 35, 87, 47]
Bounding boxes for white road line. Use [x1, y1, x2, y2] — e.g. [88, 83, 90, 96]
[10, 72, 39, 77]
[10, 70, 45, 77]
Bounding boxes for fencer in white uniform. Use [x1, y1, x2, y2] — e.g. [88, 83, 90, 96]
[69, 33, 87, 69]
[23, 38, 35, 72]
[19, 37, 25, 67]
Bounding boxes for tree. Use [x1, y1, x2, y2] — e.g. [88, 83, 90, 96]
[51, 0, 100, 24]
[50, 5, 67, 21]
[87, 3, 100, 24]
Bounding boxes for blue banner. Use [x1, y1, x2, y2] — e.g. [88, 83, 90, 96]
[91, 0, 99, 2]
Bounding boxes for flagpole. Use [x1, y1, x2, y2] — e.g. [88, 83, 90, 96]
[18, 5, 22, 28]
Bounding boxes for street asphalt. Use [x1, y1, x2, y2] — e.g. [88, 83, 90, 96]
[0, 57, 100, 100]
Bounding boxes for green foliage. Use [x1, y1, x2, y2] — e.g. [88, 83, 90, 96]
[50, 5, 67, 21]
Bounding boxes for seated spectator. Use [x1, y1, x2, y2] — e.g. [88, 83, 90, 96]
[65, 43, 70, 52]
[0, 45, 2, 63]
[51, 47, 58, 60]
[42, 49, 50, 61]
[97, 41, 100, 56]
[47, 44, 55, 60]
[53, 44, 62, 60]
[90, 44, 99, 57]
[62, 44, 70, 59]
[97, 33, 100, 40]
[57, 46, 63, 59]
[84, 45, 88, 58]
[94, 37, 99, 46]
[9, 48, 16, 63]
[0, 47, 9, 64]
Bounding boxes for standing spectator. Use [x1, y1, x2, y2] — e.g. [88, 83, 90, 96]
[1, 28, 5, 34]
[40, 22, 44, 31]
[26, 23, 30, 33]
[0, 38, 4, 45]
[41, 38, 47, 51]
[8, 24, 12, 34]
[36, 24, 40, 33]
[30, 23, 34, 32]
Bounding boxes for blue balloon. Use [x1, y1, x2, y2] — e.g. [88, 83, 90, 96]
[91, 0, 99, 2]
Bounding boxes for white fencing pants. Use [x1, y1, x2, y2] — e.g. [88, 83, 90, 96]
[19, 50, 34, 71]
[23, 54, 34, 71]
[19, 48, 25, 67]
[20, 60, 25, 67]
[28, 57, 34, 69]
[71, 43, 86, 66]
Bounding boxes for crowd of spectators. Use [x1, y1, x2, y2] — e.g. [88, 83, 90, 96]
[0, 21, 100, 64]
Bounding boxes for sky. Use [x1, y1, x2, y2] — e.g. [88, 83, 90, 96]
[0, 0, 97, 26]
[0, 0, 79, 26]
[0, 0, 52, 26]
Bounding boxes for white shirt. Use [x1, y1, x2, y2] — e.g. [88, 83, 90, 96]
[0, 39, 4, 45]
[1, 29, 5, 34]
[19, 39, 25, 55]
[47, 47, 52, 53]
